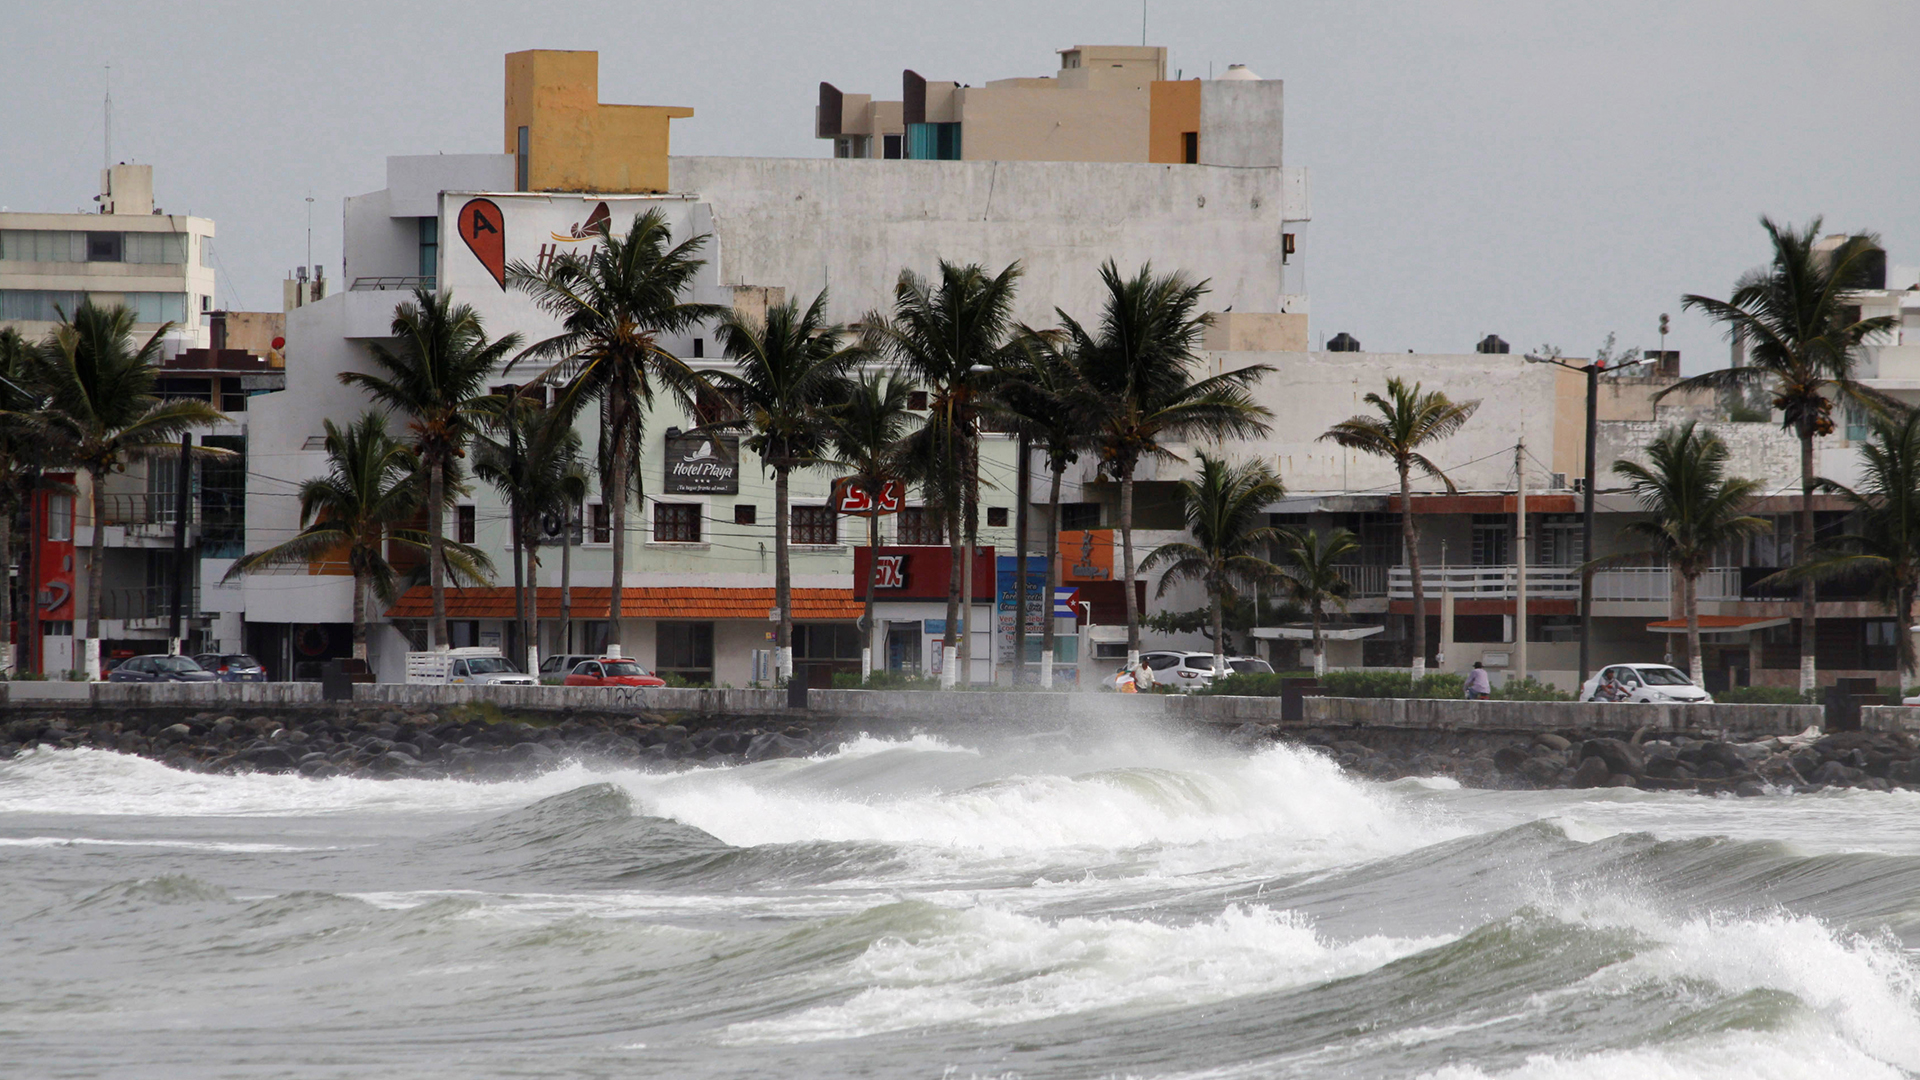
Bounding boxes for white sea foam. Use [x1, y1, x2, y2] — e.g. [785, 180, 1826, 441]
[1416, 1026, 1912, 1080]
[0, 746, 609, 817]
[625, 739, 1454, 869]
[0, 835, 332, 852]
[725, 903, 1447, 1043]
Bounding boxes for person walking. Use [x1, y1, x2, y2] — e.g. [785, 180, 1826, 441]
[1464, 661, 1492, 700]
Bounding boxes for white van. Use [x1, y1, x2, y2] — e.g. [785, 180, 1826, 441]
[404, 647, 537, 686]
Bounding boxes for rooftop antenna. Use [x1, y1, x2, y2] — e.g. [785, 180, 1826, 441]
[305, 194, 315, 275]
[1142, 0, 1147, 46]
[103, 64, 112, 170]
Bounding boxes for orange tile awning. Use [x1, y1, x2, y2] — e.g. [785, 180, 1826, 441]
[384, 586, 864, 621]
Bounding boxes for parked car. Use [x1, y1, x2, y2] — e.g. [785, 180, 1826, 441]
[564, 658, 667, 687]
[1103, 651, 1226, 692]
[192, 653, 268, 682]
[538, 654, 602, 682]
[107, 654, 219, 683]
[1224, 656, 1275, 675]
[1578, 663, 1713, 704]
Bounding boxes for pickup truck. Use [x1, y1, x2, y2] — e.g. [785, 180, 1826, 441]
[404, 647, 538, 686]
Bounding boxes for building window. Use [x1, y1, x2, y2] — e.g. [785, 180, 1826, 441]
[516, 126, 530, 190]
[0, 229, 87, 262]
[123, 292, 188, 324]
[691, 337, 704, 358]
[123, 233, 188, 264]
[1182, 131, 1198, 164]
[589, 502, 611, 544]
[1453, 614, 1508, 643]
[0, 290, 84, 322]
[653, 502, 702, 543]
[735, 504, 757, 526]
[1060, 503, 1101, 531]
[907, 122, 962, 160]
[656, 621, 714, 685]
[200, 237, 213, 268]
[456, 504, 476, 544]
[790, 505, 838, 545]
[417, 217, 438, 279]
[899, 506, 945, 545]
[47, 494, 72, 541]
[86, 232, 123, 262]
[986, 507, 1009, 528]
[1538, 515, 1584, 566]
[1471, 514, 1510, 566]
[883, 134, 903, 160]
[907, 390, 929, 411]
[794, 623, 862, 660]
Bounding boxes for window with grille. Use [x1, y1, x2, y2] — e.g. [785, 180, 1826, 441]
[1470, 514, 1510, 566]
[735, 504, 757, 526]
[986, 507, 1008, 527]
[653, 503, 701, 543]
[907, 390, 929, 411]
[589, 502, 610, 544]
[791, 505, 837, 545]
[898, 506, 945, 545]
[456, 505, 476, 544]
[1538, 515, 1583, 566]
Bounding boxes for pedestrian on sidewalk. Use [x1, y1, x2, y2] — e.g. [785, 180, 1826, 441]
[1464, 661, 1492, 700]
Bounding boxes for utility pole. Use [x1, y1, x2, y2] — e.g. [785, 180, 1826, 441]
[167, 434, 192, 655]
[1514, 439, 1527, 683]
[1526, 351, 1649, 686]
[1013, 431, 1030, 685]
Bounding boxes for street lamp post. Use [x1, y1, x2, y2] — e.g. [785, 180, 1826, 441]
[1524, 352, 1648, 687]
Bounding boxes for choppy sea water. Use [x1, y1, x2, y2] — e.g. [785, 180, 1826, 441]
[2, 726, 1917, 1079]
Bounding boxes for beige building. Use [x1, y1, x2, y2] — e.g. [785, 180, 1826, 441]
[816, 45, 1285, 169]
[0, 164, 218, 348]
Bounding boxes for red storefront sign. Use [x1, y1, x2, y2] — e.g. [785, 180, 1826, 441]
[852, 545, 995, 601]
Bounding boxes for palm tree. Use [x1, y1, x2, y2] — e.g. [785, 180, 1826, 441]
[342, 287, 519, 651]
[1073, 261, 1274, 668]
[1273, 527, 1360, 677]
[1660, 218, 1897, 693]
[1320, 377, 1478, 680]
[1771, 410, 1920, 686]
[227, 412, 488, 660]
[1141, 454, 1286, 676]
[827, 371, 916, 679]
[1604, 422, 1766, 687]
[708, 291, 862, 684]
[30, 302, 224, 678]
[867, 261, 1024, 686]
[474, 392, 586, 671]
[509, 209, 725, 655]
[0, 327, 45, 675]
[986, 328, 1098, 687]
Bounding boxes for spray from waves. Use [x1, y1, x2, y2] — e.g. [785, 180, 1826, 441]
[724, 902, 1450, 1043]
[0, 746, 614, 817]
[1414, 1028, 1912, 1080]
[622, 736, 1460, 870]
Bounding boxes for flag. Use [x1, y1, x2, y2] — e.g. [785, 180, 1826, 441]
[1053, 587, 1079, 618]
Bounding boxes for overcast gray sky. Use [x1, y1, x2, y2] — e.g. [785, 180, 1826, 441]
[4, 0, 1915, 370]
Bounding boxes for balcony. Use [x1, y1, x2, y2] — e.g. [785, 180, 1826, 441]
[77, 493, 201, 548]
[1381, 565, 1750, 603]
[99, 585, 202, 630]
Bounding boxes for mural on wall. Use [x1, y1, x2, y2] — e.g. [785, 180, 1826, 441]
[551, 201, 611, 242]
[457, 198, 507, 289]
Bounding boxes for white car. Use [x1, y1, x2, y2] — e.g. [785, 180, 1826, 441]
[1578, 663, 1712, 704]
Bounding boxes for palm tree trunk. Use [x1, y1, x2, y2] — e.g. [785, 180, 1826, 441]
[1121, 468, 1139, 668]
[1312, 598, 1326, 678]
[352, 570, 368, 661]
[942, 498, 960, 689]
[509, 503, 525, 664]
[774, 463, 792, 683]
[524, 521, 539, 674]
[86, 465, 108, 679]
[1901, 581, 1917, 691]
[1797, 429, 1816, 694]
[608, 443, 627, 652]
[428, 457, 448, 651]
[862, 502, 878, 682]
[561, 499, 574, 655]
[0, 493, 13, 675]
[1040, 460, 1063, 689]
[1401, 463, 1426, 681]
[960, 437, 978, 684]
[1684, 571, 1703, 687]
[1211, 581, 1225, 681]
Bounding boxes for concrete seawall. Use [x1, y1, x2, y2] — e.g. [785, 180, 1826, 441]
[1, 682, 1822, 737]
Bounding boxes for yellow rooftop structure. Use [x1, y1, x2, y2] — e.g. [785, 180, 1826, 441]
[504, 50, 692, 194]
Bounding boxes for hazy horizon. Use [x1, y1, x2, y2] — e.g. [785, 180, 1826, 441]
[3, 0, 1915, 371]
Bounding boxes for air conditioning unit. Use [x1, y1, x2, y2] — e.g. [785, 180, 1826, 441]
[1550, 473, 1567, 490]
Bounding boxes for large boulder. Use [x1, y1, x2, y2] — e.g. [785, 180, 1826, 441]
[238, 746, 299, 772]
[1570, 756, 1613, 788]
[1580, 738, 1645, 778]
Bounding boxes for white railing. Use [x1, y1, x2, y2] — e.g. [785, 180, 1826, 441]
[1589, 566, 1740, 603]
[1387, 565, 1581, 600]
[1384, 565, 1743, 603]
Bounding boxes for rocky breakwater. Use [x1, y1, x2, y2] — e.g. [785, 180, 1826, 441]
[1228, 724, 1920, 794]
[0, 708, 830, 778]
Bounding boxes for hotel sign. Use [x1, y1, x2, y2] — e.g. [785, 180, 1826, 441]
[664, 433, 739, 494]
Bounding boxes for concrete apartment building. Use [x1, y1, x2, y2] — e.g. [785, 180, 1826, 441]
[243, 46, 1311, 686]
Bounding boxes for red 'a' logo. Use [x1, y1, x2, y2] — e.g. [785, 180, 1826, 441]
[458, 198, 506, 289]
